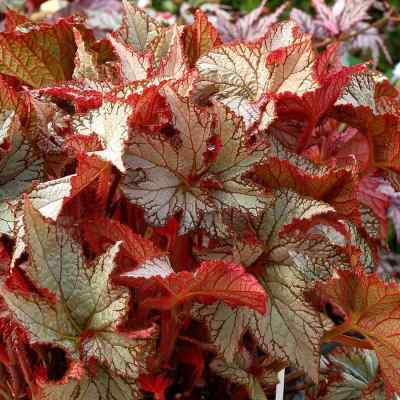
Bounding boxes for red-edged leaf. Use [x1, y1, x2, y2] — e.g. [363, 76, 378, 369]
[109, 34, 153, 82]
[320, 269, 400, 394]
[183, 10, 222, 67]
[141, 261, 267, 314]
[72, 100, 132, 172]
[0, 17, 81, 87]
[117, 0, 163, 53]
[82, 217, 167, 279]
[121, 84, 214, 233]
[254, 138, 359, 222]
[268, 66, 363, 153]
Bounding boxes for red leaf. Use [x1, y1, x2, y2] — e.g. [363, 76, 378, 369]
[254, 153, 359, 222]
[270, 66, 362, 153]
[139, 374, 172, 400]
[38, 85, 103, 113]
[142, 261, 267, 313]
[82, 217, 165, 273]
[127, 85, 171, 135]
[319, 269, 400, 394]
[183, 10, 222, 67]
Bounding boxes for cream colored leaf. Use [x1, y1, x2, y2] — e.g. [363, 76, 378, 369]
[256, 263, 330, 382]
[82, 329, 156, 379]
[109, 35, 150, 82]
[121, 256, 173, 279]
[0, 112, 44, 236]
[210, 357, 267, 400]
[73, 28, 100, 81]
[36, 368, 141, 400]
[121, 87, 214, 233]
[119, 0, 161, 53]
[0, 287, 78, 354]
[72, 101, 132, 172]
[29, 176, 72, 220]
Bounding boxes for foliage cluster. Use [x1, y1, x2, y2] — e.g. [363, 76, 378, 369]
[0, 1, 399, 399]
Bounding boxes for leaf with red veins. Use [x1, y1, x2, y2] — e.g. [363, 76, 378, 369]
[0, 18, 80, 88]
[259, 20, 306, 53]
[109, 35, 152, 82]
[341, 221, 376, 271]
[252, 189, 335, 247]
[319, 269, 400, 394]
[2, 201, 156, 382]
[238, 190, 343, 378]
[255, 262, 332, 382]
[81, 327, 158, 380]
[120, 256, 173, 282]
[22, 200, 127, 330]
[195, 41, 271, 124]
[254, 139, 359, 221]
[73, 28, 102, 81]
[265, 39, 318, 95]
[0, 288, 80, 354]
[358, 174, 389, 237]
[155, 25, 187, 81]
[268, 67, 359, 152]
[29, 176, 73, 220]
[0, 113, 44, 236]
[0, 76, 24, 113]
[121, 86, 214, 233]
[183, 10, 222, 68]
[127, 85, 171, 135]
[193, 193, 349, 378]
[191, 302, 260, 364]
[37, 367, 143, 400]
[72, 101, 132, 172]
[205, 101, 269, 213]
[210, 356, 267, 400]
[142, 260, 267, 313]
[195, 21, 317, 127]
[118, 0, 163, 53]
[334, 71, 383, 112]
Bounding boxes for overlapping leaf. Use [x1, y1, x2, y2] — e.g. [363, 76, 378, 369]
[320, 269, 400, 393]
[194, 189, 354, 380]
[0, 112, 44, 236]
[36, 367, 142, 400]
[0, 17, 81, 87]
[122, 86, 269, 233]
[139, 260, 267, 313]
[0, 200, 156, 387]
[72, 101, 132, 172]
[195, 21, 318, 127]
